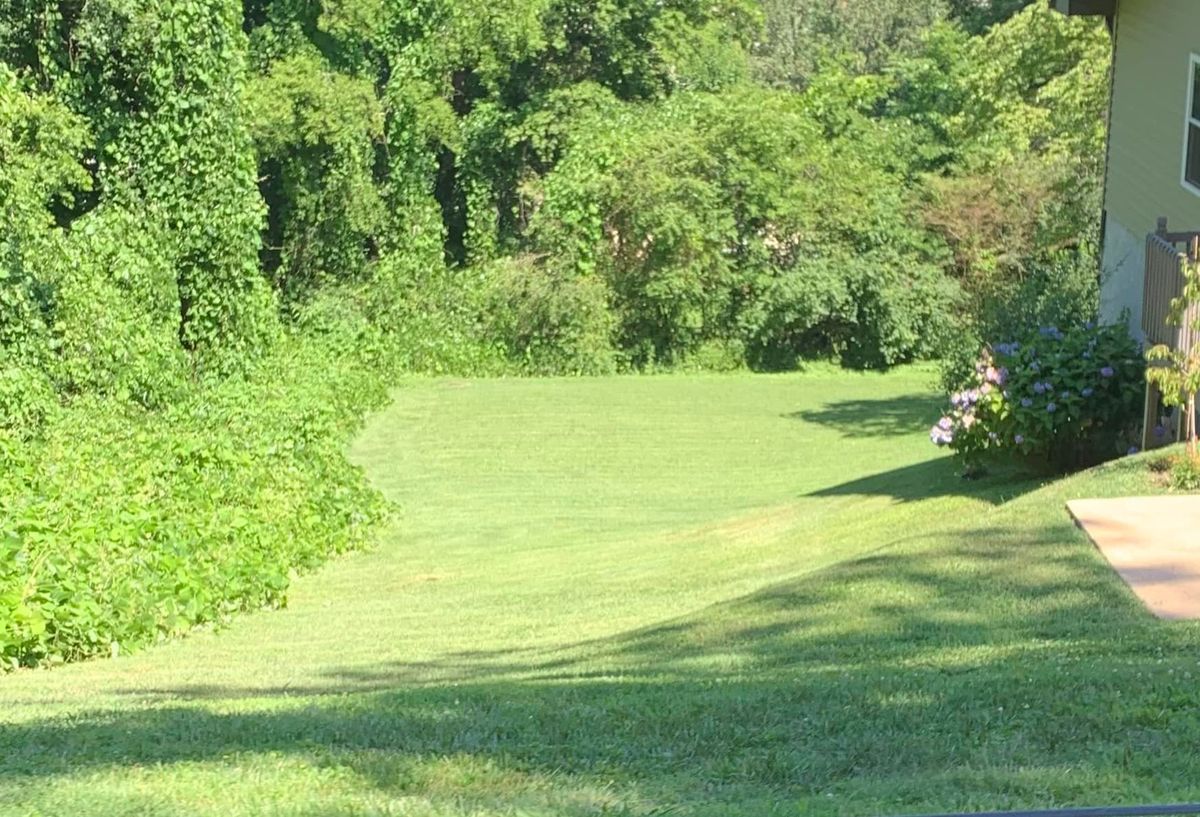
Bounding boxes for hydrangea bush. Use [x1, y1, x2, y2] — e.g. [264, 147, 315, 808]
[932, 322, 1145, 472]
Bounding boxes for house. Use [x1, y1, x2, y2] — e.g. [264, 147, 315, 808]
[1052, 0, 1197, 338]
[1053, 0, 1200, 445]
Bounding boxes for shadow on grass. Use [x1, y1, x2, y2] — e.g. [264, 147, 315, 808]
[788, 394, 942, 438]
[5, 519, 1198, 812]
[806, 456, 1045, 505]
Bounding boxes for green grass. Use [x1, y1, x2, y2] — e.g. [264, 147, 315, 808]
[2, 368, 1198, 816]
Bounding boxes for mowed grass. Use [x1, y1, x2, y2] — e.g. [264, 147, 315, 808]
[2, 368, 1199, 816]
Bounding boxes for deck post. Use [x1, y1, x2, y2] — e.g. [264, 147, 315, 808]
[1143, 381, 1161, 452]
[1144, 218, 1170, 450]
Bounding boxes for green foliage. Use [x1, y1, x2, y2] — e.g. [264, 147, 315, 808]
[1145, 258, 1200, 457]
[898, 5, 1110, 311]
[531, 87, 955, 369]
[481, 255, 617, 375]
[1170, 452, 1200, 491]
[940, 249, 1101, 391]
[0, 335, 389, 669]
[899, 6, 1109, 392]
[1153, 450, 1200, 491]
[354, 253, 508, 376]
[0, 67, 89, 373]
[41, 208, 188, 408]
[947, 0, 1035, 33]
[0, 70, 187, 429]
[247, 51, 385, 304]
[0, 68, 86, 438]
[933, 323, 1145, 472]
[71, 0, 281, 374]
[753, 0, 948, 89]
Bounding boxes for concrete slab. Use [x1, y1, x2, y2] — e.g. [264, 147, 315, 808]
[1067, 496, 1200, 620]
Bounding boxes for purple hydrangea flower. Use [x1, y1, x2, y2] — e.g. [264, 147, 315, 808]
[1081, 387, 1095, 398]
[1033, 382, 1047, 395]
[1046, 402, 1057, 413]
[930, 424, 954, 446]
[1061, 390, 1071, 400]
[1030, 361, 1041, 373]
[1015, 434, 1025, 445]
[1100, 366, 1115, 378]
[938, 416, 953, 431]
[1154, 424, 1168, 439]
[1021, 397, 1034, 408]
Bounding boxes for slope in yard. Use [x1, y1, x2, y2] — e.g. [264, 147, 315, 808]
[1, 370, 1197, 817]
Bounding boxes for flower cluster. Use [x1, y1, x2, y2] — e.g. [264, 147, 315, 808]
[932, 321, 1145, 472]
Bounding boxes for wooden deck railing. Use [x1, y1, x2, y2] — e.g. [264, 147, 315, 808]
[1141, 218, 1200, 449]
[1144, 218, 1200, 352]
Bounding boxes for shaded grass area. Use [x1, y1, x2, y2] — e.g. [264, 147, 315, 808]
[1, 370, 1197, 816]
[788, 392, 942, 438]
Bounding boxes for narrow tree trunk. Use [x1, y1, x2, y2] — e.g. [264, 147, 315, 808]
[1189, 393, 1198, 460]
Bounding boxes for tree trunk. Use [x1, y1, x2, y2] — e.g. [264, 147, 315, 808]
[1189, 393, 1198, 459]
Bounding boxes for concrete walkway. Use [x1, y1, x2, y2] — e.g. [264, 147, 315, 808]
[1068, 496, 1200, 620]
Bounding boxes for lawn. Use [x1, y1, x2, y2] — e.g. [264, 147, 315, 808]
[1, 369, 1198, 817]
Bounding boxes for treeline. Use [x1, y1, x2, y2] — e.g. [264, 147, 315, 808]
[0, 0, 1108, 666]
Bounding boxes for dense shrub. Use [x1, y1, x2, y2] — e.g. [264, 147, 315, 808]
[932, 322, 1145, 472]
[0, 67, 90, 437]
[897, 5, 1109, 371]
[753, 0, 947, 88]
[70, 0, 281, 374]
[1168, 452, 1200, 491]
[530, 88, 955, 369]
[482, 256, 618, 375]
[358, 254, 508, 377]
[40, 208, 188, 408]
[739, 252, 958, 370]
[0, 335, 389, 669]
[246, 52, 385, 304]
[939, 248, 1100, 390]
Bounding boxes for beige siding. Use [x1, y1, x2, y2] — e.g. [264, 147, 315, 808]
[1106, 0, 1200, 234]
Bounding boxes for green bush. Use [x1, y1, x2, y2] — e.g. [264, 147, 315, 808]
[678, 339, 747, 373]
[246, 52, 386, 303]
[41, 208, 189, 408]
[0, 364, 57, 439]
[739, 252, 957, 371]
[931, 321, 1145, 473]
[362, 254, 508, 377]
[1153, 452, 1200, 491]
[939, 249, 1101, 391]
[0, 334, 389, 669]
[530, 87, 955, 370]
[482, 256, 618, 375]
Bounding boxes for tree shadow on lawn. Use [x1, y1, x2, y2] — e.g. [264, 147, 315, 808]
[7, 522, 1200, 811]
[788, 394, 943, 439]
[807, 456, 1046, 505]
